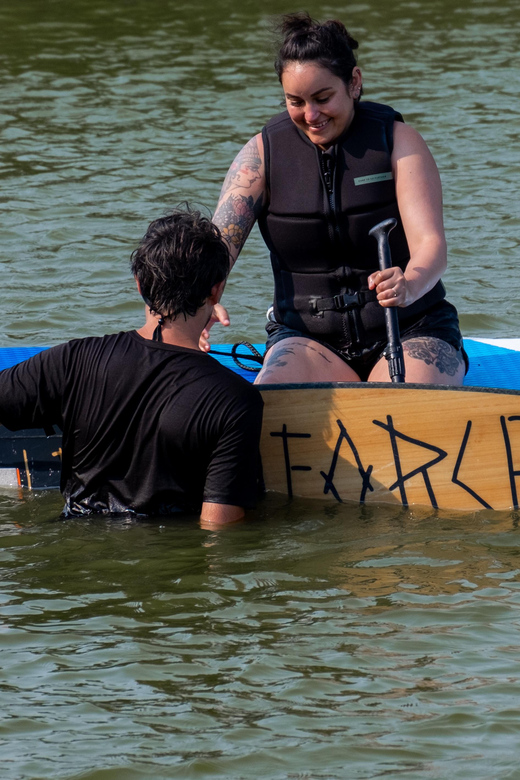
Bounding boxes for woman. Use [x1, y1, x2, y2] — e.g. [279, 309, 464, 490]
[207, 13, 467, 385]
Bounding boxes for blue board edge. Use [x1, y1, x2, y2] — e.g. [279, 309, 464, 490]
[1, 340, 520, 390]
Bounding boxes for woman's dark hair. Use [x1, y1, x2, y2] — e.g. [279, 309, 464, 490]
[274, 12, 361, 94]
[130, 206, 229, 320]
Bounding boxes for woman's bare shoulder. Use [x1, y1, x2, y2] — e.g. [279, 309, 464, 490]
[392, 121, 434, 158]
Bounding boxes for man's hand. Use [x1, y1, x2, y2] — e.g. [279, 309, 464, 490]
[199, 303, 230, 352]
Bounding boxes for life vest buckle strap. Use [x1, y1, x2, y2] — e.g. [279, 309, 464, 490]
[332, 292, 362, 310]
[312, 291, 372, 315]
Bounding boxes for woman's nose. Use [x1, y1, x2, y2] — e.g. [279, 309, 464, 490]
[304, 103, 320, 123]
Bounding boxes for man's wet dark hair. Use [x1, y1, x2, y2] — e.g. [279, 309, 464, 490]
[275, 12, 361, 96]
[130, 207, 230, 320]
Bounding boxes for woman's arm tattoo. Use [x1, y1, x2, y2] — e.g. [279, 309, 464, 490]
[221, 136, 262, 195]
[213, 193, 262, 251]
[213, 136, 264, 260]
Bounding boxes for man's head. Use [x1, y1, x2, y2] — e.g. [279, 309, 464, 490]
[131, 207, 230, 320]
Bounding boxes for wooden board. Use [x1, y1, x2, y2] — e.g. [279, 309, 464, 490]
[259, 383, 520, 512]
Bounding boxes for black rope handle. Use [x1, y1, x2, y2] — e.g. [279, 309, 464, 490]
[209, 342, 265, 372]
[231, 342, 264, 372]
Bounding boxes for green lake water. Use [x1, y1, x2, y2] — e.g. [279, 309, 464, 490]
[1, 0, 520, 777]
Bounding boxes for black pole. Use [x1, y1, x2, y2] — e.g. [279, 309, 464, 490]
[368, 218, 405, 383]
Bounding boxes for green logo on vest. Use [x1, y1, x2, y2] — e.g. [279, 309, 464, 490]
[354, 172, 394, 186]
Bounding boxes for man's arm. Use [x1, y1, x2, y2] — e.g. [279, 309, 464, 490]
[199, 384, 264, 527]
[200, 502, 245, 528]
[0, 345, 66, 430]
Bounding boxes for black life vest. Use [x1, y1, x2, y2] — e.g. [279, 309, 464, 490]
[258, 101, 445, 350]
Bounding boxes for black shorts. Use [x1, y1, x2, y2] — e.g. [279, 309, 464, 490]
[265, 300, 469, 381]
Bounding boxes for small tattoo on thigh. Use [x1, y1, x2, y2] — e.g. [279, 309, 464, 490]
[260, 345, 295, 376]
[305, 344, 333, 363]
[260, 341, 333, 379]
[404, 337, 464, 376]
[266, 345, 295, 364]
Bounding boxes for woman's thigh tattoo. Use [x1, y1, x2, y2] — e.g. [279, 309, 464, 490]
[403, 337, 464, 376]
[260, 342, 332, 380]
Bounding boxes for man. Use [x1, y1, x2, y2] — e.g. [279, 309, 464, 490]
[0, 208, 264, 525]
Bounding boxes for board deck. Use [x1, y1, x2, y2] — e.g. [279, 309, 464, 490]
[3, 339, 520, 510]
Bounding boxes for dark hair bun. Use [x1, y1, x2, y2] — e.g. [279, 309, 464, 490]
[275, 12, 360, 89]
[278, 12, 313, 36]
[323, 19, 359, 51]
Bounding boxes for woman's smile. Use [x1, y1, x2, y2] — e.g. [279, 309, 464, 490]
[308, 118, 330, 130]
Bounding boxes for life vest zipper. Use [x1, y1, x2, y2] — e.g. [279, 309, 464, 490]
[319, 149, 341, 245]
[319, 147, 356, 350]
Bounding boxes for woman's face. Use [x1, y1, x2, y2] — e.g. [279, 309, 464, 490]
[281, 61, 361, 148]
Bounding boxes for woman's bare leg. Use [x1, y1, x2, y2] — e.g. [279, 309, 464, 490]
[254, 337, 361, 384]
[368, 337, 465, 385]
